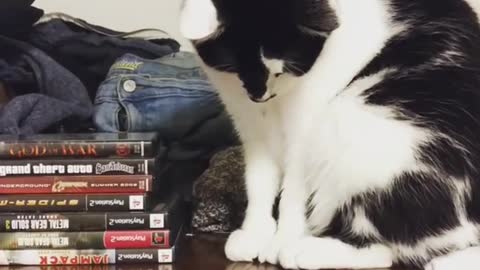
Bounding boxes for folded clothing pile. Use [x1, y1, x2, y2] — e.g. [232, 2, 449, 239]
[0, 0, 179, 135]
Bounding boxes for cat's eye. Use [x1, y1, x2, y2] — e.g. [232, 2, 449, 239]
[274, 73, 283, 78]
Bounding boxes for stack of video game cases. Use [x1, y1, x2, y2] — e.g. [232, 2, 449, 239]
[0, 132, 186, 266]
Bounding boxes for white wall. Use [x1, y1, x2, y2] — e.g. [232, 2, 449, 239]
[33, 0, 192, 51]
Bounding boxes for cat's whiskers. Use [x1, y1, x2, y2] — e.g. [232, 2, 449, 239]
[212, 63, 236, 72]
[284, 62, 304, 75]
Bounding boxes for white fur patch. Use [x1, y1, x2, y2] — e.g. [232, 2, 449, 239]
[393, 224, 479, 264]
[425, 246, 480, 270]
[306, 69, 430, 234]
[351, 207, 382, 239]
[295, 0, 405, 103]
[282, 237, 393, 269]
[261, 51, 285, 76]
[180, 0, 219, 40]
[259, 51, 286, 101]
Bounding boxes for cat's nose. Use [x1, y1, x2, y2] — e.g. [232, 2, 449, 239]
[248, 93, 277, 103]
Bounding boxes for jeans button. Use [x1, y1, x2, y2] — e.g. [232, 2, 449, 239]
[123, 80, 137, 92]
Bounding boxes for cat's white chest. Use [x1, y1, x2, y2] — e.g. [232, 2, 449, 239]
[265, 75, 429, 230]
[273, 73, 428, 195]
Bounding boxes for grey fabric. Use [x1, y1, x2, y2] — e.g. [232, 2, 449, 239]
[192, 146, 247, 233]
[0, 36, 92, 135]
[0, 1, 89, 134]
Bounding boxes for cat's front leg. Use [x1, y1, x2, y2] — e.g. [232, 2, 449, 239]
[225, 143, 281, 262]
[286, 236, 393, 269]
[258, 165, 309, 267]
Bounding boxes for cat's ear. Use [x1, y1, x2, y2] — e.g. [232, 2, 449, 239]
[180, 0, 219, 40]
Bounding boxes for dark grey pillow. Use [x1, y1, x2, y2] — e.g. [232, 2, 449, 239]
[192, 146, 247, 233]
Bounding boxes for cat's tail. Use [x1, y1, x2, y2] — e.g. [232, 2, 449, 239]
[424, 246, 480, 270]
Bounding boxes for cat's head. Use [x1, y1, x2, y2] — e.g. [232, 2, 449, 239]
[180, 0, 339, 103]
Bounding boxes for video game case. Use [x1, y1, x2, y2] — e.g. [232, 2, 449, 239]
[2, 266, 174, 270]
[0, 248, 175, 266]
[0, 194, 148, 212]
[0, 158, 154, 177]
[0, 225, 186, 266]
[0, 194, 184, 232]
[0, 132, 159, 159]
[0, 175, 152, 194]
[0, 230, 174, 250]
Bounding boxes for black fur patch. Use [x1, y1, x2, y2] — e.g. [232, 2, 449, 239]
[364, 173, 459, 245]
[321, 174, 459, 244]
[321, 205, 378, 248]
[321, 173, 459, 268]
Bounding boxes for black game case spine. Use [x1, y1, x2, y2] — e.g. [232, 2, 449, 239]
[0, 158, 154, 177]
[0, 194, 148, 212]
[0, 212, 172, 232]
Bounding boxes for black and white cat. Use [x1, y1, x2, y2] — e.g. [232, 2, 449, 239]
[180, 0, 480, 269]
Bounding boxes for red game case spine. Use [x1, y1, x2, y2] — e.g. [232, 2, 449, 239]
[0, 175, 152, 194]
[0, 230, 172, 250]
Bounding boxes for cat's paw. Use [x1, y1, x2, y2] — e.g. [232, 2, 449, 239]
[425, 257, 458, 270]
[258, 233, 294, 266]
[278, 242, 301, 269]
[225, 219, 277, 262]
[425, 247, 480, 270]
[282, 237, 393, 270]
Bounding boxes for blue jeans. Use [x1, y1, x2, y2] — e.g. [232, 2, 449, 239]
[94, 52, 236, 159]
